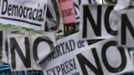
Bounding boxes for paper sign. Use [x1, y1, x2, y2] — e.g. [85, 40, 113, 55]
[117, 9, 134, 47]
[59, 0, 76, 24]
[0, 0, 48, 30]
[39, 33, 88, 75]
[80, 5, 116, 39]
[74, 39, 134, 75]
[7, 31, 55, 71]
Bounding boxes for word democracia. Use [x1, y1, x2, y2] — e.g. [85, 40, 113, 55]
[1, 0, 46, 22]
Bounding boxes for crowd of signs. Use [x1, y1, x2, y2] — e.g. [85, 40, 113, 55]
[1, 0, 134, 75]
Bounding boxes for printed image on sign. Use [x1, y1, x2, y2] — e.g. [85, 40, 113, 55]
[80, 5, 117, 39]
[73, 39, 134, 75]
[117, 9, 134, 47]
[0, 0, 48, 30]
[39, 33, 88, 75]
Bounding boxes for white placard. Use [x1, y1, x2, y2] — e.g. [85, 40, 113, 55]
[40, 33, 88, 75]
[7, 31, 55, 71]
[117, 9, 134, 47]
[0, 0, 48, 30]
[74, 39, 134, 75]
[80, 5, 116, 40]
